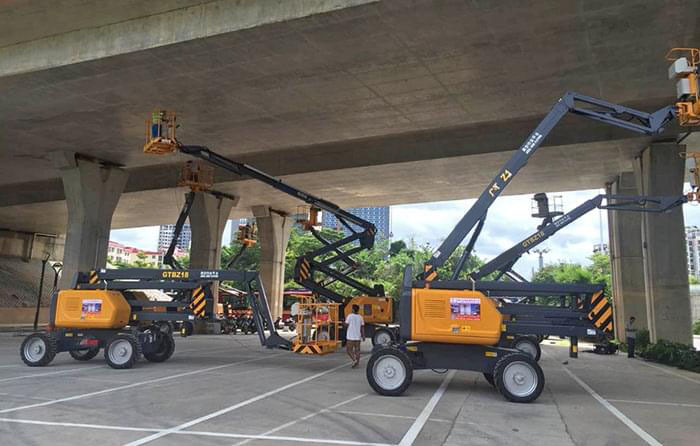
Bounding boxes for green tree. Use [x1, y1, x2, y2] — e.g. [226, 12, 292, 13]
[532, 253, 613, 303]
[689, 275, 699, 285]
[131, 252, 154, 268]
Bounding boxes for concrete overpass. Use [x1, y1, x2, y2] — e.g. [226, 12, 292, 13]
[0, 0, 698, 341]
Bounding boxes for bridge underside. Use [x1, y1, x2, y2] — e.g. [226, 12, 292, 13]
[0, 0, 696, 342]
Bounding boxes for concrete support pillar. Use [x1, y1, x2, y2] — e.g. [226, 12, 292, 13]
[58, 157, 128, 289]
[189, 192, 236, 299]
[638, 142, 692, 344]
[607, 172, 647, 340]
[253, 206, 293, 319]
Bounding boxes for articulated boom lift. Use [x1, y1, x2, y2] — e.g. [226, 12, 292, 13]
[144, 117, 394, 344]
[366, 50, 699, 403]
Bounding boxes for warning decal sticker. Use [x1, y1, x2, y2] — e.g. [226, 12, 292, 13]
[450, 297, 481, 321]
[81, 299, 102, 319]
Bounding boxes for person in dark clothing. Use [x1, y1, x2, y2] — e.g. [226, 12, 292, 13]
[625, 316, 637, 358]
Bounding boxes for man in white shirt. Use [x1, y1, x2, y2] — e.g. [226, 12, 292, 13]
[345, 304, 365, 368]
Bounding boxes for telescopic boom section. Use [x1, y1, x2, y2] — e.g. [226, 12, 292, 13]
[178, 144, 375, 232]
[419, 92, 676, 281]
[469, 194, 687, 281]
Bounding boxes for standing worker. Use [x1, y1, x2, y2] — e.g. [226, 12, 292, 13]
[345, 304, 365, 368]
[625, 316, 637, 358]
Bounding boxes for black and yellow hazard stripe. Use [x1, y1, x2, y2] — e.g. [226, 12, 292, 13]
[88, 270, 99, 284]
[292, 344, 323, 355]
[587, 291, 614, 335]
[189, 286, 207, 318]
[298, 259, 311, 280]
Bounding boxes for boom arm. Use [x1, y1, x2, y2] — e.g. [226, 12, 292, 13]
[163, 191, 195, 269]
[469, 194, 687, 280]
[178, 144, 374, 232]
[173, 143, 382, 303]
[419, 92, 676, 281]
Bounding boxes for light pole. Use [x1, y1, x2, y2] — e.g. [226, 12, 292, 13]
[532, 248, 549, 271]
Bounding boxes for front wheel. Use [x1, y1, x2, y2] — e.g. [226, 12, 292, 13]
[366, 347, 413, 396]
[493, 352, 544, 403]
[104, 334, 140, 369]
[371, 329, 394, 346]
[20, 333, 56, 367]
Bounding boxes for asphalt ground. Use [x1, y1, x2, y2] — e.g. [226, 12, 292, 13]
[0, 333, 698, 446]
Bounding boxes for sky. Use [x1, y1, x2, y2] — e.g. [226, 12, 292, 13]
[111, 185, 700, 279]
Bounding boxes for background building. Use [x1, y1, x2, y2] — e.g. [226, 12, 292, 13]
[687, 226, 700, 279]
[158, 223, 191, 252]
[108, 241, 163, 267]
[322, 207, 391, 239]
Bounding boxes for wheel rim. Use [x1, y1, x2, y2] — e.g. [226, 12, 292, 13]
[515, 340, 537, 358]
[375, 331, 392, 345]
[108, 339, 133, 365]
[24, 337, 46, 362]
[502, 361, 538, 397]
[372, 355, 406, 391]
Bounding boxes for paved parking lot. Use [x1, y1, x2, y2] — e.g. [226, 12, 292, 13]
[0, 333, 698, 445]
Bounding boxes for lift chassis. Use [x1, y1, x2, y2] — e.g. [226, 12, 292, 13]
[20, 267, 289, 369]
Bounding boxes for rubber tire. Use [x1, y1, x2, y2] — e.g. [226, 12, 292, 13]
[483, 372, 496, 387]
[20, 332, 57, 367]
[104, 334, 141, 369]
[366, 347, 413, 396]
[181, 321, 194, 337]
[494, 352, 545, 403]
[69, 347, 100, 361]
[143, 334, 175, 363]
[371, 329, 394, 346]
[514, 336, 542, 362]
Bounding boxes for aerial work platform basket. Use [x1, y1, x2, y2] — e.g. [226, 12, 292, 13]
[291, 297, 340, 355]
[144, 110, 178, 154]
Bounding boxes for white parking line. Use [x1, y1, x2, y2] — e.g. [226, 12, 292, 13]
[123, 361, 354, 446]
[635, 359, 700, 385]
[561, 367, 662, 446]
[0, 417, 161, 433]
[0, 366, 103, 383]
[0, 417, 393, 446]
[398, 370, 455, 446]
[607, 399, 700, 409]
[176, 430, 394, 446]
[232, 393, 367, 446]
[332, 410, 450, 423]
[0, 354, 281, 414]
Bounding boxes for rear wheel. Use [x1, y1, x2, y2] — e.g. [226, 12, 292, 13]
[20, 333, 56, 367]
[366, 347, 413, 396]
[104, 334, 140, 369]
[144, 334, 175, 363]
[371, 329, 394, 346]
[494, 352, 544, 403]
[181, 321, 194, 337]
[69, 347, 100, 361]
[514, 336, 541, 362]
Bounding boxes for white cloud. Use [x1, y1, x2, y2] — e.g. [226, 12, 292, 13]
[110, 226, 160, 251]
[110, 220, 235, 251]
